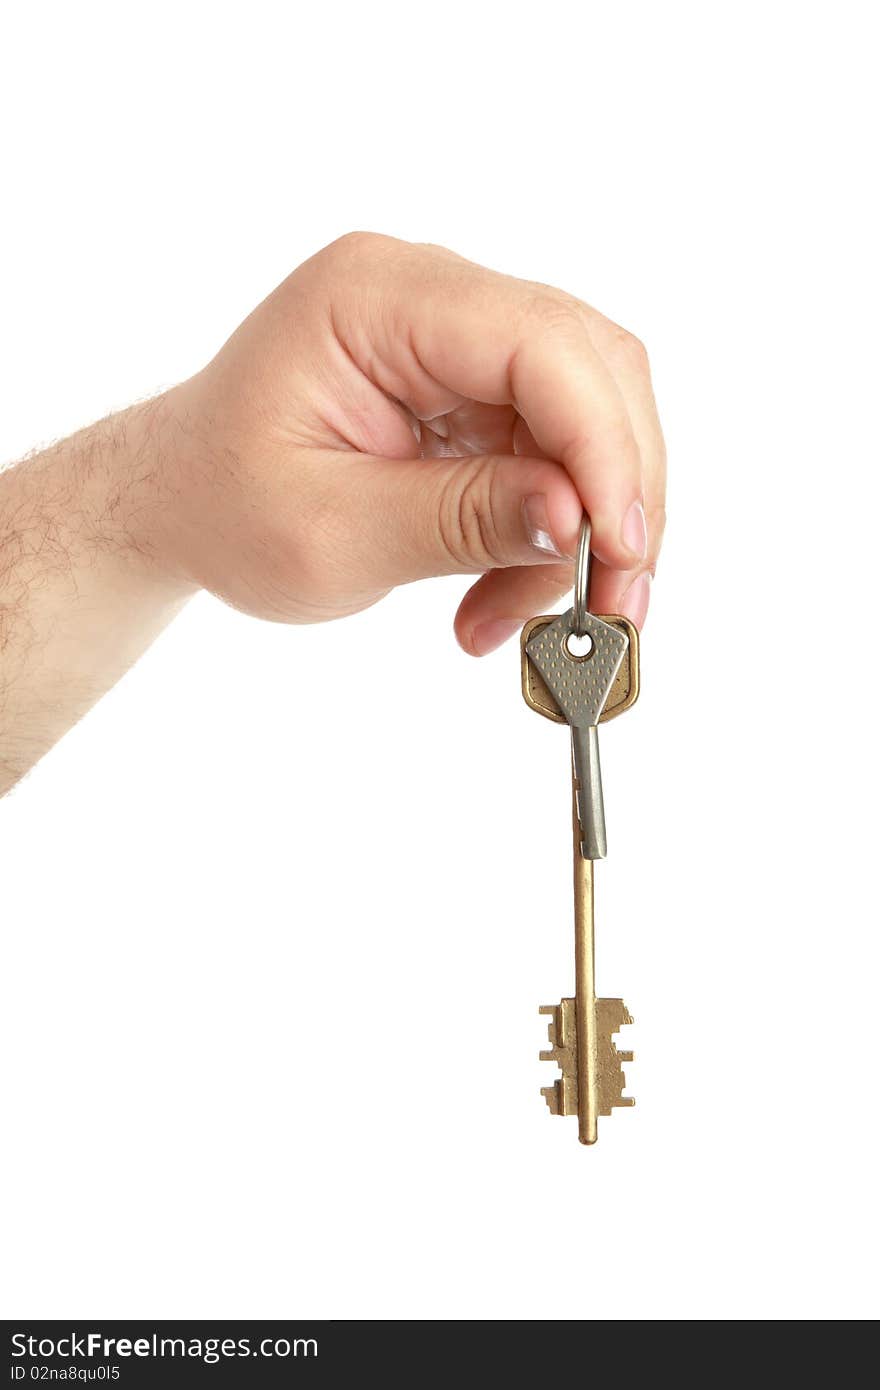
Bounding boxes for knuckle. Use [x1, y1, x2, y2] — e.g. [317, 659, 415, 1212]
[623, 330, 650, 370]
[413, 240, 461, 263]
[611, 323, 651, 372]
[527, 287, 586, 335]
[587, 309, 651, 374]
[438, 458, 505, 569]
[325, 229, 397, 265]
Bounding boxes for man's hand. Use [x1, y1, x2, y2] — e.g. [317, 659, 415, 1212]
[159, 232, 664, 647]
[0, 233, 665, 792]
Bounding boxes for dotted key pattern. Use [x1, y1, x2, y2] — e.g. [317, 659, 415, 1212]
[525, 607, 628, 727]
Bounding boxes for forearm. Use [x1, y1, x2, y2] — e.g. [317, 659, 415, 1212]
[0, 397, 196, 794]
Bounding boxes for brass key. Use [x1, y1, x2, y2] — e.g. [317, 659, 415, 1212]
[521, 519, 639, 1144]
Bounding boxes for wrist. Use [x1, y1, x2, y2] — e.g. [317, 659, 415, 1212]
[80, 391, 201, 603]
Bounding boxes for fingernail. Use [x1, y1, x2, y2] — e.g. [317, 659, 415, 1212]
[522, 495, 564, 558]
[621, 500, 648, 561]
[471, 618, 521, 656]
[618, 571, 651, 629]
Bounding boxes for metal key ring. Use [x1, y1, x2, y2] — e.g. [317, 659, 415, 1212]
[573, 514, 592, 635]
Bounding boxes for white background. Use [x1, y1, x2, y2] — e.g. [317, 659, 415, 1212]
[1, 1, 878, 1321]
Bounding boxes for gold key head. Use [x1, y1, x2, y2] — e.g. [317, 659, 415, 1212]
[521, 613, 640, 726]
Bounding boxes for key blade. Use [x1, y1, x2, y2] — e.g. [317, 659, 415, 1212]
[572, 724, 606, 859]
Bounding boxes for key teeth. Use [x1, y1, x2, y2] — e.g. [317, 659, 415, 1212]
[538, 1001, 579, 1117]
[595, 997, 635, 1115]
[539, 1002, 558, 1046]
[541, 1083, 562, 1115]
[540, 998, 635, 1119]
[539, 999, 573, 1051]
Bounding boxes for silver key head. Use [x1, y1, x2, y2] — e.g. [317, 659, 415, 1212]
[525, 608, 628, 727]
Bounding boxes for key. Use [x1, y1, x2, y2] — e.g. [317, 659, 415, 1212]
[521, 516, 639, 1144]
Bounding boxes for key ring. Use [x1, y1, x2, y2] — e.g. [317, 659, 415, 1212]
[572, 514, 592, 636]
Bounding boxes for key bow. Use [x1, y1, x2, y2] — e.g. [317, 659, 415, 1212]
[525, 607, 628, 729]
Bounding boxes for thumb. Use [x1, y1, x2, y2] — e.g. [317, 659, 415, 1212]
[332, 452, 585, 589]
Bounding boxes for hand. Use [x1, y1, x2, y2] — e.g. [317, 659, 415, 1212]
[152, 232, 665, 654]
[0, 232, 665, 792]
